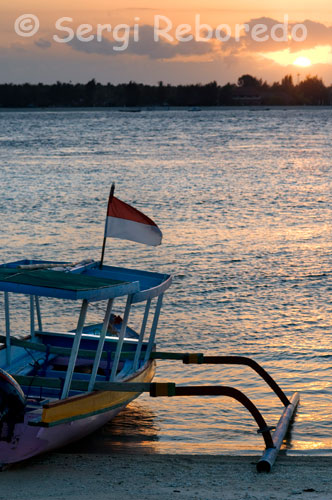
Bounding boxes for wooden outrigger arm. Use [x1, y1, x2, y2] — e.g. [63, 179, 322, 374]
[150, 352, 300, 472]
[14, 350, 299, 473]
[151, 353, 291, 406]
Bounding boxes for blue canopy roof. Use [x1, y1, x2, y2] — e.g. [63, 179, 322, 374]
[0, 264, 139, 301]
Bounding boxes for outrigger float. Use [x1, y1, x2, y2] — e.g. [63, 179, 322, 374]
[0, 188, 299, 472]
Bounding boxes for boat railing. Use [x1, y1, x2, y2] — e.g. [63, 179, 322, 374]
[39, 289, 166, 398]
[1, 272, 171, 399]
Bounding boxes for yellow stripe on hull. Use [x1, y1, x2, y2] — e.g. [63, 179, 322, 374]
[41, 360, 156, 424]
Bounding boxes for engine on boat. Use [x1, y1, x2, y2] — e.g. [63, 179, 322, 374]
[0, 369, 26, 442]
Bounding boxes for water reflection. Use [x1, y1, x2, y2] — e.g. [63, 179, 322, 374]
[1, 108, 331, 455]
[60, 402, 160, 455]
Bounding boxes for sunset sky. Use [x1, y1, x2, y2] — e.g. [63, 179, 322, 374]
[1, 0, 332, 84]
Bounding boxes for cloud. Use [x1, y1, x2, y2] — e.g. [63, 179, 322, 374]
[238, 17, 291, 52]
[67, 25, 213, 59]
[288, 20, 332, 52]
[65, 17, 332, 64]
[226, 17, 332, 54]
[2, 37, 332, 86]
[35, 38, 52, 49]
[127, 25, 213, 59]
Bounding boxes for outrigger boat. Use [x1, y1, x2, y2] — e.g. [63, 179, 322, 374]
[0, 187, 299, 472]
[0, 258, 171, 466]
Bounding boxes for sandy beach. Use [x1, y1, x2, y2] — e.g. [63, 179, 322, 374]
[1, 453, 331, 500]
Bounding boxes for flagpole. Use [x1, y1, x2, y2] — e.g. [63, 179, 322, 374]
[99, 183, 115, 269]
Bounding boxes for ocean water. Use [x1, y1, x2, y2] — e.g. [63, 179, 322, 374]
[0, 107, 331, 456]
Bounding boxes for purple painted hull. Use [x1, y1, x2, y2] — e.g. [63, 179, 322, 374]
[0, 359, 156, 465]
[0, 403, 125, 465]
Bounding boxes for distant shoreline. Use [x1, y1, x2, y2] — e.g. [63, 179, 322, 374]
[1, 75, 331, 108]
[1, 105, 332, 111]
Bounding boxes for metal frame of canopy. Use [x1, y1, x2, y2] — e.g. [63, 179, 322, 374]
[0, 260, 171, 400]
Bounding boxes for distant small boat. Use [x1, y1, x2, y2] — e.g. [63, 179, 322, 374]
[188, 107, 201, 112]
[118, 109, 142, 113]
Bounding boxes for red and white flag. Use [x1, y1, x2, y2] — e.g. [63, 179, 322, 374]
[104, 195, 162, 246]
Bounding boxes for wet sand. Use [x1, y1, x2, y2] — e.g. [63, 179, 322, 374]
[1, 453, 332, 500]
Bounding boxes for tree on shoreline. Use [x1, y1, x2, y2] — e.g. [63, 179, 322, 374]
[0, 75, 331, 108]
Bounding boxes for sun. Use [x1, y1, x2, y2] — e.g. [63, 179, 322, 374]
[293, 56, 312, 67]
[261, 46, 332, 67]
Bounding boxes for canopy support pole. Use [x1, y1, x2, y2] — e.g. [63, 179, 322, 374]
[110, 294, 133, 381]
[30, 295, 35, 341]
[88, 298, 114, 391]
[4, 292, 11, 365]
[61, 299, 89, 399]
[133, 298, 151, 371]
[35, 296, 43, 332]
[144, 294, 163, 363]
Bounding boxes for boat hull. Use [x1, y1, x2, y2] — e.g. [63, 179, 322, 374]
[0, 360, 156, 465]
